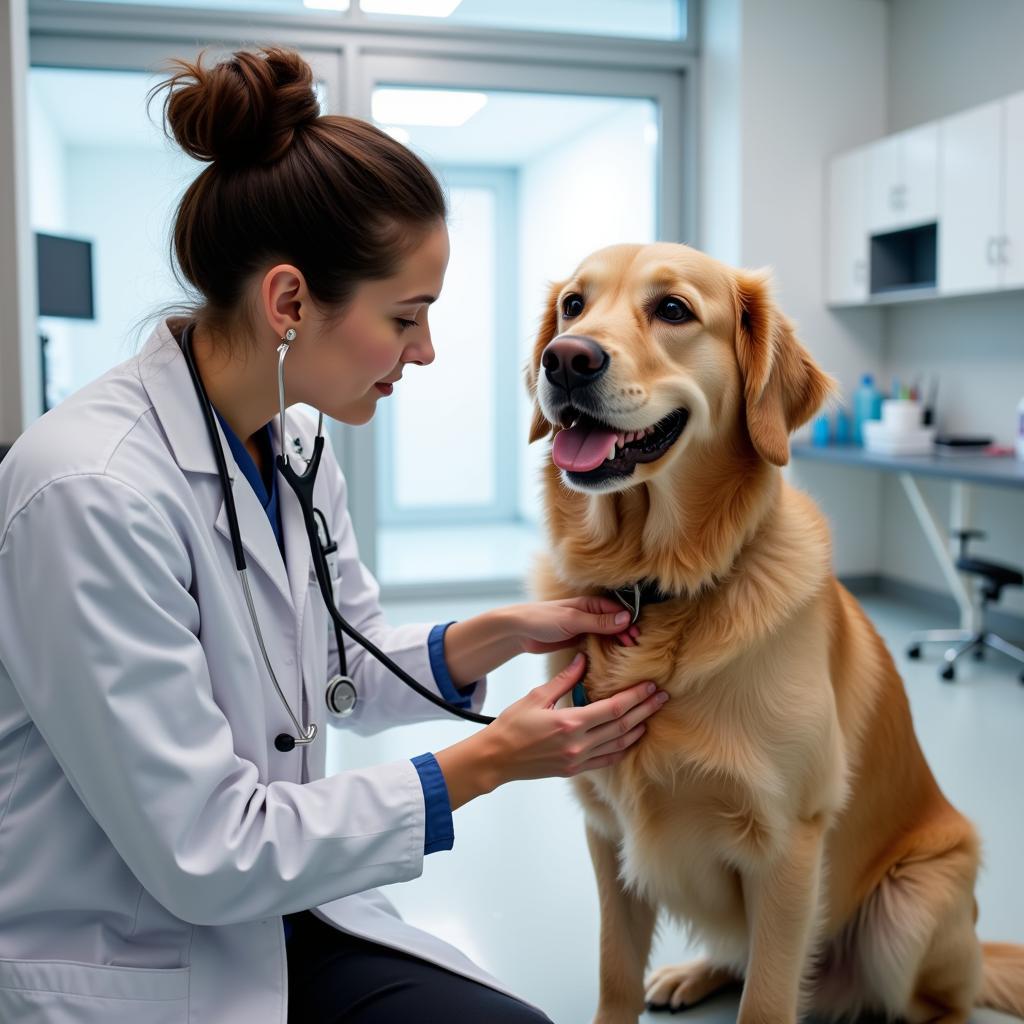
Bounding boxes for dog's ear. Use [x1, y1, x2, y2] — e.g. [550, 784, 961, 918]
[733, 269, 836, 466]
[525, 279, 566, 444]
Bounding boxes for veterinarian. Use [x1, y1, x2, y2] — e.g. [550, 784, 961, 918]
[0, 47, 671, 1024]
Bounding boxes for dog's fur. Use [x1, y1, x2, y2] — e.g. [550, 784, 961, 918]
[525, 243, 1024, 1024]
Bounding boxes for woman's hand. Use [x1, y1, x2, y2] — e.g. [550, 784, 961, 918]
[435, 654, 668, 810]
[510, 596, 642, 652]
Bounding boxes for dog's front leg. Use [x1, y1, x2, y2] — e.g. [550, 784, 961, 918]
[586, 822, 658, 1024]
[737, 815, 826, 1024]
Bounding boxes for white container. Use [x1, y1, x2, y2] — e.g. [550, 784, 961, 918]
[863, 419, 936, 455]
[1017, 396, 1024, 461]
[881, 399, 923, 432]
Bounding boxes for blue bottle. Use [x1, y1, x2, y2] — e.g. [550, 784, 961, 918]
[853, 373, 882, 445]
[834, 408, 852, 445]
[812, 413, 830, 446]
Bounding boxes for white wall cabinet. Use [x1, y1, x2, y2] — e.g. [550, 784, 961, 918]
[1003, 91, 1024, 289]
[828, 89, 1024, 305]
[939, 100, 1003, 294]
[867, 123, 939, 234]
[827, 148, 868, 305]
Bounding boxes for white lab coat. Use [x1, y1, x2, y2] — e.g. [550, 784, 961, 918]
[0, 318, 534, 1023]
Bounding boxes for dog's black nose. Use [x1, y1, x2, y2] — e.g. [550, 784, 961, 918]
[541, 336, 609, 392]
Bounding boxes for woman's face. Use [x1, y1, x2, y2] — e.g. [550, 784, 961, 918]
[285, 219, 450, 425]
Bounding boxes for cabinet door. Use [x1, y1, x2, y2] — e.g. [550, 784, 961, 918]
[939, 100, 1003, 294]
[867, 135, 903, 233]
[1003, 91, 1024, 288]
[827, 148, 868, 304]
[901, 122, 939, 227]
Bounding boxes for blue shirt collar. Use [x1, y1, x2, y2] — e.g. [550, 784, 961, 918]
[213, 408, 284, 554]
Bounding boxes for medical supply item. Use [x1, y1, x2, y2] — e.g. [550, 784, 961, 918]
[834, 408, 852, 445]
[853, 373, 882, 445]
[863, 399, 934, 455]
[812, 414, 830, 446]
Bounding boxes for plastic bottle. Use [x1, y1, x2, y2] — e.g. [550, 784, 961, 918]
[854, 373, 882, 446]
[1016, 395, 1024, 461]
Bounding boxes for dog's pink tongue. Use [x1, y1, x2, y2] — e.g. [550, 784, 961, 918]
[552, 423, 617, 472]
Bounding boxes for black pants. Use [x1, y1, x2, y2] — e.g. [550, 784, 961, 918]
[285, 911, 554, 1023]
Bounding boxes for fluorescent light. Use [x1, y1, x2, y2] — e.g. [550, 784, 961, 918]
[361, 0, 463, 15]
[644, 122, 659, 147]
[303, 0, 350, 9]
[372, 88, 487, 128]
[382, 125, 410, 145]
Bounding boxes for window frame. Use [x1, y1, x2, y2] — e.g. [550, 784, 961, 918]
[24, 0, 697, 585]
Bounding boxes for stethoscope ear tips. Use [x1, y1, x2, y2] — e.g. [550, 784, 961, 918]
[275, 733, 296, 753]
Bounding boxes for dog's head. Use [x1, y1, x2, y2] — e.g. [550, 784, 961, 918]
[525, 243, 835, 494]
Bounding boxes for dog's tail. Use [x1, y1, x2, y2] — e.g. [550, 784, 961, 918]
[977, 942, 1024, 1016]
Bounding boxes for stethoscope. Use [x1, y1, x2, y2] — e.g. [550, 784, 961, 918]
[179, 321, 495, 753]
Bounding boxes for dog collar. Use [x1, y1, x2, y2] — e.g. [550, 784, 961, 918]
[608, 579, 675, 624]
[571, 580, 675, 709]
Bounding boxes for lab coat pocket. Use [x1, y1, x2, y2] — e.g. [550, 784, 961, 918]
[0, 957, 190, 1024]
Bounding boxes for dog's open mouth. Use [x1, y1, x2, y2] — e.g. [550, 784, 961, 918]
[551, 407, 689, 480]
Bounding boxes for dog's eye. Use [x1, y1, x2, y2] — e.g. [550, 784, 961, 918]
[562, 294, 585, 318]
[655, 297, 694, 323]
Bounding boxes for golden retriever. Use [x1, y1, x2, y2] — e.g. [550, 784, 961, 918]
[524, 243, 1024, 1024]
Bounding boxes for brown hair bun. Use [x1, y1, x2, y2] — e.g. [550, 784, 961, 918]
[154, 46, 320, 167]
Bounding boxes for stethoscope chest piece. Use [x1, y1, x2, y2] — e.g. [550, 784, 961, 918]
[326, 675, 358, 717]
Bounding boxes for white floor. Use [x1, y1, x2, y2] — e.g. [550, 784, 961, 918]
[326, 593, 1024, 1024]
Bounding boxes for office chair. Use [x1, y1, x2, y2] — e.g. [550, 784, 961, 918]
[907, 529, 1024, 683]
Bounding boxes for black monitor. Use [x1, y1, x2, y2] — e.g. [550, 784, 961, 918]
[35, 232, 95, 319]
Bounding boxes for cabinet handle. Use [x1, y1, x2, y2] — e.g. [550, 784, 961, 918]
[1000, 235, 1011, 265]
[986, 237, 999, 265]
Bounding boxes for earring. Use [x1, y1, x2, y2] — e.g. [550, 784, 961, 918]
[283, 328, 297, 342]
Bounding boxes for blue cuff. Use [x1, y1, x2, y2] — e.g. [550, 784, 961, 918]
[428, 621, 477, 709]
[411, 752, 454, 855]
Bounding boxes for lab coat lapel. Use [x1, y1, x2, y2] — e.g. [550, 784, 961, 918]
[271, 417, 313, 620]
[213, 478, 294, 613]
[139, 319, 294, 610]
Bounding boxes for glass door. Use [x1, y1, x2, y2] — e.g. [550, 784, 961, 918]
[345, 54, 685, 589]
[26, 36, 341, 413]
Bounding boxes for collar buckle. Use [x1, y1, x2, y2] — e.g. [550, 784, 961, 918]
[611, 582, 642, 625]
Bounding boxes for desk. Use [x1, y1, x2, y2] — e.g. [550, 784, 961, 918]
[791, 443, 1024, 631]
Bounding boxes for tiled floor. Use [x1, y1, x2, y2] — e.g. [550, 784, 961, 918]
[327, 593, 1024, 1024]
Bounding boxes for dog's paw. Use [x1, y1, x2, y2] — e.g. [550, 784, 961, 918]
[644, 959, 735, 1013]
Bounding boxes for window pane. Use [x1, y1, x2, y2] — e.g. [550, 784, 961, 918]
[360, 0, 684, 40]
[390, 185, 497, 510]
[373, 84, 659, 581]
[28, 64, 330, 412]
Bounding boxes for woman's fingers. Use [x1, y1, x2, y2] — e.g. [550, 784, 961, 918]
[578, 678, 660, 728]
[572, 749, 630, 774]
[586, 721, 648, 761]
[560, 595, 626, 617]
[534, 651, 587, 706]
[585, 689, 668, 749]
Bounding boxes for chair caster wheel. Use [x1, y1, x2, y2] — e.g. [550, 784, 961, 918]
[972, 647, 985, 661]
[907, 644, 922, 659]
[940, 666, 956, 682]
